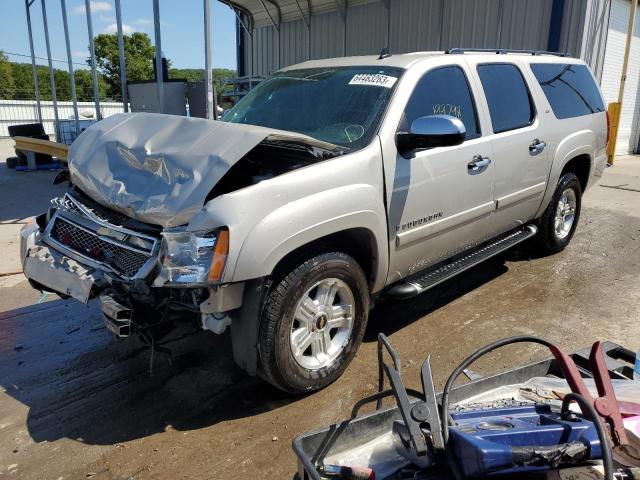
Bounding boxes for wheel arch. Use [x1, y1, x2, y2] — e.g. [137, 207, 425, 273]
[560, 153, 591, 193]
[535, 140, 593, 218]
[231, 202, 389, 293]
[270, 228, 379, 290]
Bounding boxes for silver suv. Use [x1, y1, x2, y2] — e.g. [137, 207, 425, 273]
[20, 49, 608, 393]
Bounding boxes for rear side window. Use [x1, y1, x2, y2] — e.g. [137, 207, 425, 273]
[402, 66, 480, 140]
[530, 63, 605, 119]
[477, 64, 535, 133]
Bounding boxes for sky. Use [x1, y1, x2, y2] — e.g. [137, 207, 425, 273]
[0, 0, 238, 71]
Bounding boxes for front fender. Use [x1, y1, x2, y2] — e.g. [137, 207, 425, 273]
[535, 131, 594, 218]
[234, 184, 388, 292]
[187, 139, 389, 292]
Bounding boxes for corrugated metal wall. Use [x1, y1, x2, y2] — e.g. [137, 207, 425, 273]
[576, 0, 612, 80]
[240, 0, 606, 77]
[388, 0, 441, 52]
[280, 19, 309, 66]
[499, 0, 554, 50]
[311, 11, 344, 59]
[346, 1, 389, 55]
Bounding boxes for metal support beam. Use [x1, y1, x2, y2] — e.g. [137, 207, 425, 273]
[251, 27, 255, 75]
[61, 0, 80, 138]
[294, 0, 310, 27]
[496, 0, 504, 48]
[384, 0, 390, 51]
[438, 0, 445, 50]
[616, 0, 636, 106]
[235, 9, 252, 36]
[204, 0, 218, 120]
[25, 0, 42, 124]
[41, 0, 60, 141]
[334, 0, 346, 56]
[258, 0, 280, 69]
[115, 0, 128, 112]
[607, 0, 637, 163]
[307, 0, 312, 60]
[547, 0, 565, 52]
[85, 0, 102, 120]
[334, 0, 346, 20]
[234, 10, 254, 76]
[259, 0, 280, 31]
[294, 0, 311, 60]
[153, 0, 164, 114]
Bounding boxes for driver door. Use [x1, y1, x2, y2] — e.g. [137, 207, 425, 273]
[386, 64, 496, 281]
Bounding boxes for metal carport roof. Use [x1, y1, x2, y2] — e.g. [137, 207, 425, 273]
[221, 0, 379, 29]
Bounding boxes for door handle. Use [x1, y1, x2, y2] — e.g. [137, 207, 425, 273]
[529, 139, 546, 155]
[468, 155, 491, 173]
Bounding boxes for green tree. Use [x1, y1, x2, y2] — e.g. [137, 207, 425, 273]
[74, 69, 107, 101]
[91, 32, 156, 98]
[0, 51, 16, 99]
[36, 66, 52, 100]
[10, 63, 33, 99]
[169, 67, 237, 94]
[54, 69, 71, 101]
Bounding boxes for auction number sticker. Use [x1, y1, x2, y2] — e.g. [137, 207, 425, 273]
[348, 73, 398, 88]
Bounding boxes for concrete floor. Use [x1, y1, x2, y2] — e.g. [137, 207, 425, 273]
[0, 137, 639, 479]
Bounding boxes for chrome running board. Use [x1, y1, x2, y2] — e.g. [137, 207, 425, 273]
[386, 225, 538, 300]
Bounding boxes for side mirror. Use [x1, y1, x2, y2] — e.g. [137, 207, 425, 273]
[396, 115, 466, 156]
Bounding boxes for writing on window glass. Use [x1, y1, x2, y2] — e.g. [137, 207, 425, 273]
[432, 103, 462, 118]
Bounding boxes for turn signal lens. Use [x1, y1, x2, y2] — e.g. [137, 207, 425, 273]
[208, 229, 229, 282]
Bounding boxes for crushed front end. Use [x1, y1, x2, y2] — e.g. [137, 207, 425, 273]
[20, 190, 242, 340]
[19, 112, 341, 345]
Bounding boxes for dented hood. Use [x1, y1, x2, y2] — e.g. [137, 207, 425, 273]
[68, 113, 326, 228]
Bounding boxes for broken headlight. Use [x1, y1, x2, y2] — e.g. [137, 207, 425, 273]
[155, 227, 229, 286]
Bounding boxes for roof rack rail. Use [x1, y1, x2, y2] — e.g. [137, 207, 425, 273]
[445, 48, 567, 57]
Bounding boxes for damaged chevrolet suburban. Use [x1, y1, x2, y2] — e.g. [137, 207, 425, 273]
[20, 50, 608, 393]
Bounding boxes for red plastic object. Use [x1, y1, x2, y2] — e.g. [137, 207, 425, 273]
[549, 341, 628, 447]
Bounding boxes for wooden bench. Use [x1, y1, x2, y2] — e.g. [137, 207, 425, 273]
[13, 136, 69, 169]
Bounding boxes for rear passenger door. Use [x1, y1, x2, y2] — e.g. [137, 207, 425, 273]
[469, 61, 550, 233]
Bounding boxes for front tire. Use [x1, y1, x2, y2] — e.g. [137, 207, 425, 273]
[258, 252, 369, 394]
[536, 172, 582, 254]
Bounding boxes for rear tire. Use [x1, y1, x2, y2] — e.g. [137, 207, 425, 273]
[258, 252, 369, 394]
[536, 172, 582, 254]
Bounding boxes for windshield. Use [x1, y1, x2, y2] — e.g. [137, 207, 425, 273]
[223, 66, 403, 149]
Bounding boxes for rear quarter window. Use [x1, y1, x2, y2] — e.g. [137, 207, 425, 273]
[530, 63, 605, 119]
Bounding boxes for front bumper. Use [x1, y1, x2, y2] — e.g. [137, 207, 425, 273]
[21, 221, 245, 329]
[20, 210, 244, 337]
[20, 223, 105, 303]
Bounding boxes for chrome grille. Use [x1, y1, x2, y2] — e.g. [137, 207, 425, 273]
[56, 194, 131, 226]
[51, 219, 151, 278]
[81, 201, 131, 226]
